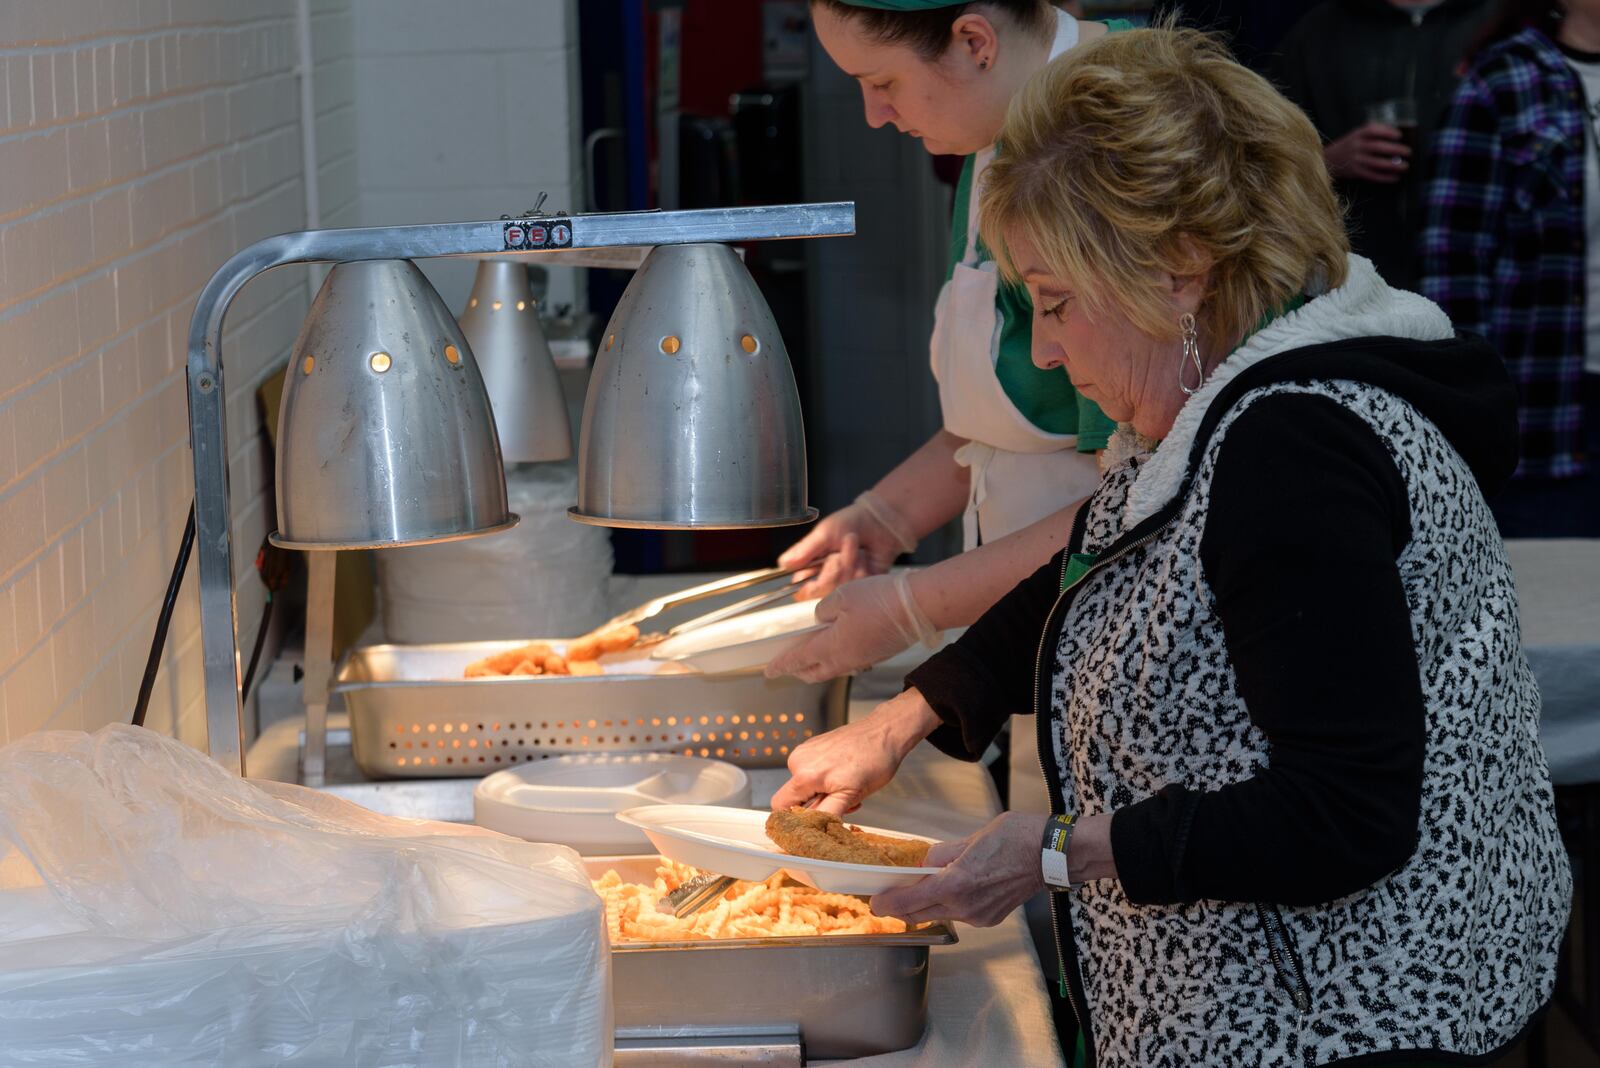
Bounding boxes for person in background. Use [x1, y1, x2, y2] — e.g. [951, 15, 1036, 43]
[1419, 0, 1600, 536]
[1152, 0, 1322, 73]
[1275, 0, 1494, 291]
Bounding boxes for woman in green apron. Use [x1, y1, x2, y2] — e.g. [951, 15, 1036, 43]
[770, 0, 1129, 815]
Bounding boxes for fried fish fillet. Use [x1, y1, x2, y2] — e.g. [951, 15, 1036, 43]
[764, 807, 931, 868]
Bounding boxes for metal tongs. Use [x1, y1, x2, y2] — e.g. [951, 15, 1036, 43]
[601, 562, 816, 644]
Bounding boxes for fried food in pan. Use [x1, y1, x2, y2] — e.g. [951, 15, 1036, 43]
[565, 623, 641, 662]
[463, 641, 602, 678]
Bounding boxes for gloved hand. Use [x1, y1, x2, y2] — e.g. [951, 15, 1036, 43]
[765, 570, 941, 683]
[779, 490, 917, 600]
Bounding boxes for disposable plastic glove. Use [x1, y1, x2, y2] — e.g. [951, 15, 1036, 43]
[779, 490, 917, 600]
[765, 570, 940, 683]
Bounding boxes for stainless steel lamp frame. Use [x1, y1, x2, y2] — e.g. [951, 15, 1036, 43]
[184, 203, 855, 775]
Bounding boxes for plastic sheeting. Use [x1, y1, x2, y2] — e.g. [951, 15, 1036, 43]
[379, 462, 613, 644]
[0, 725, 611, 1067]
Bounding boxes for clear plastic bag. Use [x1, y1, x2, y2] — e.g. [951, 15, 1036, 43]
[0, 725, 611, 1067]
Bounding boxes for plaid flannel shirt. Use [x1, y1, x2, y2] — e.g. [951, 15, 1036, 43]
[1419, 27, 1590, 479]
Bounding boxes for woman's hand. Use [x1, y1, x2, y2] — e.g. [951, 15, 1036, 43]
[871, 812, 1049, 927]
[780, 491, 917, 600]
[766, 571, 939, 683]
[770, 690, 942, 815]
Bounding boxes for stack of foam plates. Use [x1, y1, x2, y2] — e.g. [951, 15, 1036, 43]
[473, 753, 751, 855]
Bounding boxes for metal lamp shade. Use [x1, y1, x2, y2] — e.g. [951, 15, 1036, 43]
[572, 243, 815, 529]
[272, 259, 517, 549]
[458, 260, 572, 463]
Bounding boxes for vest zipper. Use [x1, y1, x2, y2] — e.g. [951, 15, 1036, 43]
[1032, 505, 1178, 1068]
[1256, 903, 1313, 1013]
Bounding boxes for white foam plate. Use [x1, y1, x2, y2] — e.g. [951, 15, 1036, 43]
[649, 601, 826, 675]
[615, 804, 941, 896]
[474, 754, 750, 855]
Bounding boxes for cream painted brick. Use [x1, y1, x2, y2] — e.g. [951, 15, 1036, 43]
[67, 118, 110, 192]
[59, 353, 103, 443]
[82, 507, 105, 589]
[61, 526, 85, 610]
[3, 57, 31, 131]
[1, 214, 47, 296]
[355, 55, 502, 188]
[51, 694, 85, 733]
[116, 486, 138, 557]
[35, 548, 62, 636]
[356, 0, 570, 54]
[43, 448, 90, 539]
[501, 52, 576, 187]
[111, 262, 153, 332]
[90, 559, 128, 651]
[20, 128, 68, 214]
[134, 318, 169, 391]
[0, 302, 48, 403]
[110, 40, 132, 106]
[0, 395, 15, 487]
[3, 641, 57, 735]
[51, 51, 74, 121]
[83, 655, 122, 732]
[74, 48, 94, 118]
[0, 584, 13, 674]
[0, 143, 22, 224]
[0, 478, 46, 574]
[89, 187, 131, 263]
[8, 566, 42, 651]
[9, 56, 38, 127]
[104, 110, 142, 183]
[100, 334, 139, 419]
[93, 45, 112, 113]
[77, 273, 117, 351]
[190, 155, 222, 218]
[14, 377, 62, 475]
[148, 404, 182, 475]
[128, 38, 149, 102]
[49, 212, 94, 292]
[48, 606, 96, 713]
[125, 394, 164, 472]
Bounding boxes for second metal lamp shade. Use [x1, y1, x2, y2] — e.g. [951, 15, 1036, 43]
[458, 260, 572, 463]
[272, 259, 517, 549]
[572, 243, 815, 528]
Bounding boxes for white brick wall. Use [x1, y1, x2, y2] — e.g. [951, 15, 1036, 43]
[350, 0, 584, 314]
[0, 0, 582, 752]
[0, 0, 357, 748]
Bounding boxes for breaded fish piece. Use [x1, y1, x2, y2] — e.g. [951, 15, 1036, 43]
[843, 827, 932, 868]
[765, 807, 931, 868]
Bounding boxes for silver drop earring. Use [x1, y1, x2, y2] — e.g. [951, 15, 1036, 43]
[1178, 313, 1204, 396]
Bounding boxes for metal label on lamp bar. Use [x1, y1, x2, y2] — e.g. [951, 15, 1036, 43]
[503, 216, 574, 252]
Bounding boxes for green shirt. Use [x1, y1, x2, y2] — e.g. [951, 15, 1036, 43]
[946, 157, 1114, 451]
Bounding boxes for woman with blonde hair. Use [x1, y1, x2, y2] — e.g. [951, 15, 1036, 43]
[774, 26, 1569, 1067]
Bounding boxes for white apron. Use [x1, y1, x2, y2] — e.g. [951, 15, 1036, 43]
[927, 10, 1100, 812]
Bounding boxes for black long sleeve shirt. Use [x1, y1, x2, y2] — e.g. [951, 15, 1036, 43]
[907, 393, 1427, 908]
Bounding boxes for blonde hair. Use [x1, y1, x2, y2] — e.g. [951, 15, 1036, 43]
[978, 26, 1348, 348]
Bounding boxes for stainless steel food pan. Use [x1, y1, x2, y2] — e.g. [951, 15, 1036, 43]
[334, 641, 850, 779]
[588, 857, 956, 1062]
